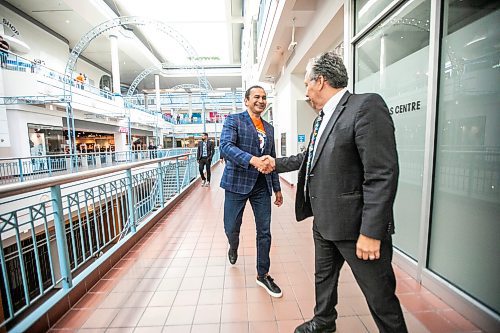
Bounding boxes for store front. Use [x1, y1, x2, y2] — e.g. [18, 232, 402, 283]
[351, 0, 499, 321]
[66, 130, 115, 153]
[27, 124, 65, 155]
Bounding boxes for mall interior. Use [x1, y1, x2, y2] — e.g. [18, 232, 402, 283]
[0, 0, 498, 332]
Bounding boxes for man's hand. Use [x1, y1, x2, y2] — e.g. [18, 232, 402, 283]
[258, 155, 275, 174]
[274, 191, 283, 207]
[250, 156, 272, 172]
[356, 234, 381, 261]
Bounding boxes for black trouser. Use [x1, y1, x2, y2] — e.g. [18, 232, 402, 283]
[313, 228, 407, 333]
[198, 157, 211, 181]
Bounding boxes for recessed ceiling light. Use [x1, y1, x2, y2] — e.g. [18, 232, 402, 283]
[66, 20, 70, 24]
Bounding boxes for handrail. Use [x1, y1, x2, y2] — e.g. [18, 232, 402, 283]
[0, 148, 179, 161]
[2, 50, 112, 97]
[0, 153, 189, 199]
[0, 148, 218, 329]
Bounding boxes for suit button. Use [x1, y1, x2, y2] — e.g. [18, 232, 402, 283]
[311, 196, 316, 199]
[309, 173, 314, 177]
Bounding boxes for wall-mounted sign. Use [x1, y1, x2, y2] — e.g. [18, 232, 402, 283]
[119, 127, 129, 133]
[2, 18, 20, 37]
[389, 100, 422, 115]
[2, 17, 30, 53]
[298, 134, 306, 143]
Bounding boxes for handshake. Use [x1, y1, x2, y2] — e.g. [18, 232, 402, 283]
[250, 155, 276, 174]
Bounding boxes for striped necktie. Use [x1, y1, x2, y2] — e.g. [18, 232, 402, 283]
[305, 110, 324, 194]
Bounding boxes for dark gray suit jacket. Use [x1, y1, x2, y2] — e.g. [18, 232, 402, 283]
[276, 91, 399, 241]
[197, 140, 214, 161]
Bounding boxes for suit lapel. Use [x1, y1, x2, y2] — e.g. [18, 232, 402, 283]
[311, 91, 351, 170]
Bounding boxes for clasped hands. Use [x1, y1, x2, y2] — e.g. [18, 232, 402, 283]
[250, 155, 275, 174]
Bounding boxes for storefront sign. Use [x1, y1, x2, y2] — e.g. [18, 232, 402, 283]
[2, 18, 20, 37]
[389, 100, 422, 115]
[119, 127, 129, 133]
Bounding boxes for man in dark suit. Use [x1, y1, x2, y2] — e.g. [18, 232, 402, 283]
[261, 52, 407, 332]
[220, 85, 283, 298]
[197, 132, 214, 186]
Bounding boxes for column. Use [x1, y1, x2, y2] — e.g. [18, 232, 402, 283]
[155, 74, 161, 145]
[109, 34, 128, 152]
[188, 93, 192, 119]
[109, 34, 121, 95]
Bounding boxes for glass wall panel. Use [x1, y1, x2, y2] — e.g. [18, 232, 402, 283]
[429, 0, 500, 313]
[27, 124, 64, 155]
[355, 0, 396, 33]
[354, 0, 431, 258]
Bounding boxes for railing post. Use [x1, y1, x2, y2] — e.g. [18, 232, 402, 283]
[50, 185, 72, 289]
[95, 152, 101, 167]
[18, 158, 24, 182]
[157, 161, 165, 207]
[126, 169, 136, 233]
[47, 156, 53, 176]
[175, 157, 181, 193]
[187, 155, 191, 182]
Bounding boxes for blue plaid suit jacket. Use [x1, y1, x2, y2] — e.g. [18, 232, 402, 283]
[220, 111, 281, 195]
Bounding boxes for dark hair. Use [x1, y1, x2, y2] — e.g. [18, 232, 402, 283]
[202, 132, 208, 136]
[244, 85, 265, 100]
[306, 51, 348, 88]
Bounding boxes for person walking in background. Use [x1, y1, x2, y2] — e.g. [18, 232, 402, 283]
[196, 132, 214, 186]
[219, 85, 284, 298]
[259, 52, 407, 333]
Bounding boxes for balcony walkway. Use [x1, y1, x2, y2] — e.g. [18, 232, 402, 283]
[50, 165, 481, 333]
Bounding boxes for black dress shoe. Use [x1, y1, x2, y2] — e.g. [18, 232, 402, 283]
[294, 320, 336, 333]
[228, 248, 238, 264]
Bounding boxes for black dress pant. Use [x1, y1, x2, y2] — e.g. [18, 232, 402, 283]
[198, 157, 211, 181]
[313, 228, 407, 333]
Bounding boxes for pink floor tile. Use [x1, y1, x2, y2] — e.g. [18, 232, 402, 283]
[48, 165, 482, 333]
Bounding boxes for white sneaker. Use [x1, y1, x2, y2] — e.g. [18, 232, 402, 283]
[206, 181, 210, 186]
[201, 180, 206, 187]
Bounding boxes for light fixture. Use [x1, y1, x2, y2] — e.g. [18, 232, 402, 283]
[288, 17, 298, 52]
[2, 35, 30, 54]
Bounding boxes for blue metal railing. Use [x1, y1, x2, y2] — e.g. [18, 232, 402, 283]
[0, 148, 195, 185]
[0, 149, 220, 330]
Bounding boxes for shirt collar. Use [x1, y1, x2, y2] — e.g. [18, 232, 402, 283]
[322, 88, 347, 117]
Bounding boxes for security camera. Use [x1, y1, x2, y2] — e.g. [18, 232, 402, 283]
[288, 41, 297, 52]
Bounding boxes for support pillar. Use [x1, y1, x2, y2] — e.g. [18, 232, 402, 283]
[109, 35, 121, 95]
[155, 74, 161, 145]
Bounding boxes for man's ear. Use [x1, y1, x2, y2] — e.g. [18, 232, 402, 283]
[317, 75, 326, 89]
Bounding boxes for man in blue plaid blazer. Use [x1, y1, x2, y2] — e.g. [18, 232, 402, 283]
[220, 85, 283, 298]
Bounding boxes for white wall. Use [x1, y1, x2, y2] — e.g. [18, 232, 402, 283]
[272, 73, 308, 184]
[0, 5, 69, 72]
[75, 58, 109, 88]
[0, 107, 63, 158]
[1, 4, 110, 85]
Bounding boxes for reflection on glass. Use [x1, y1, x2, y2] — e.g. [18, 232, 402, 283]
[355, 0, 396, 33]
[429, 0, 500, 314]
[354, 0, 431, 258]
[27, 124, 64, 155]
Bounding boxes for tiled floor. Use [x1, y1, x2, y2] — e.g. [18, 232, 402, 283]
[50, 165, 482, 332]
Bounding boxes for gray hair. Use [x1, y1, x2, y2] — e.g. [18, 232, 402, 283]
[306, 51, 348, 88]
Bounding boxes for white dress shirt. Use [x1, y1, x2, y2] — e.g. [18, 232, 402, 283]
[310, 88, 348, 162]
